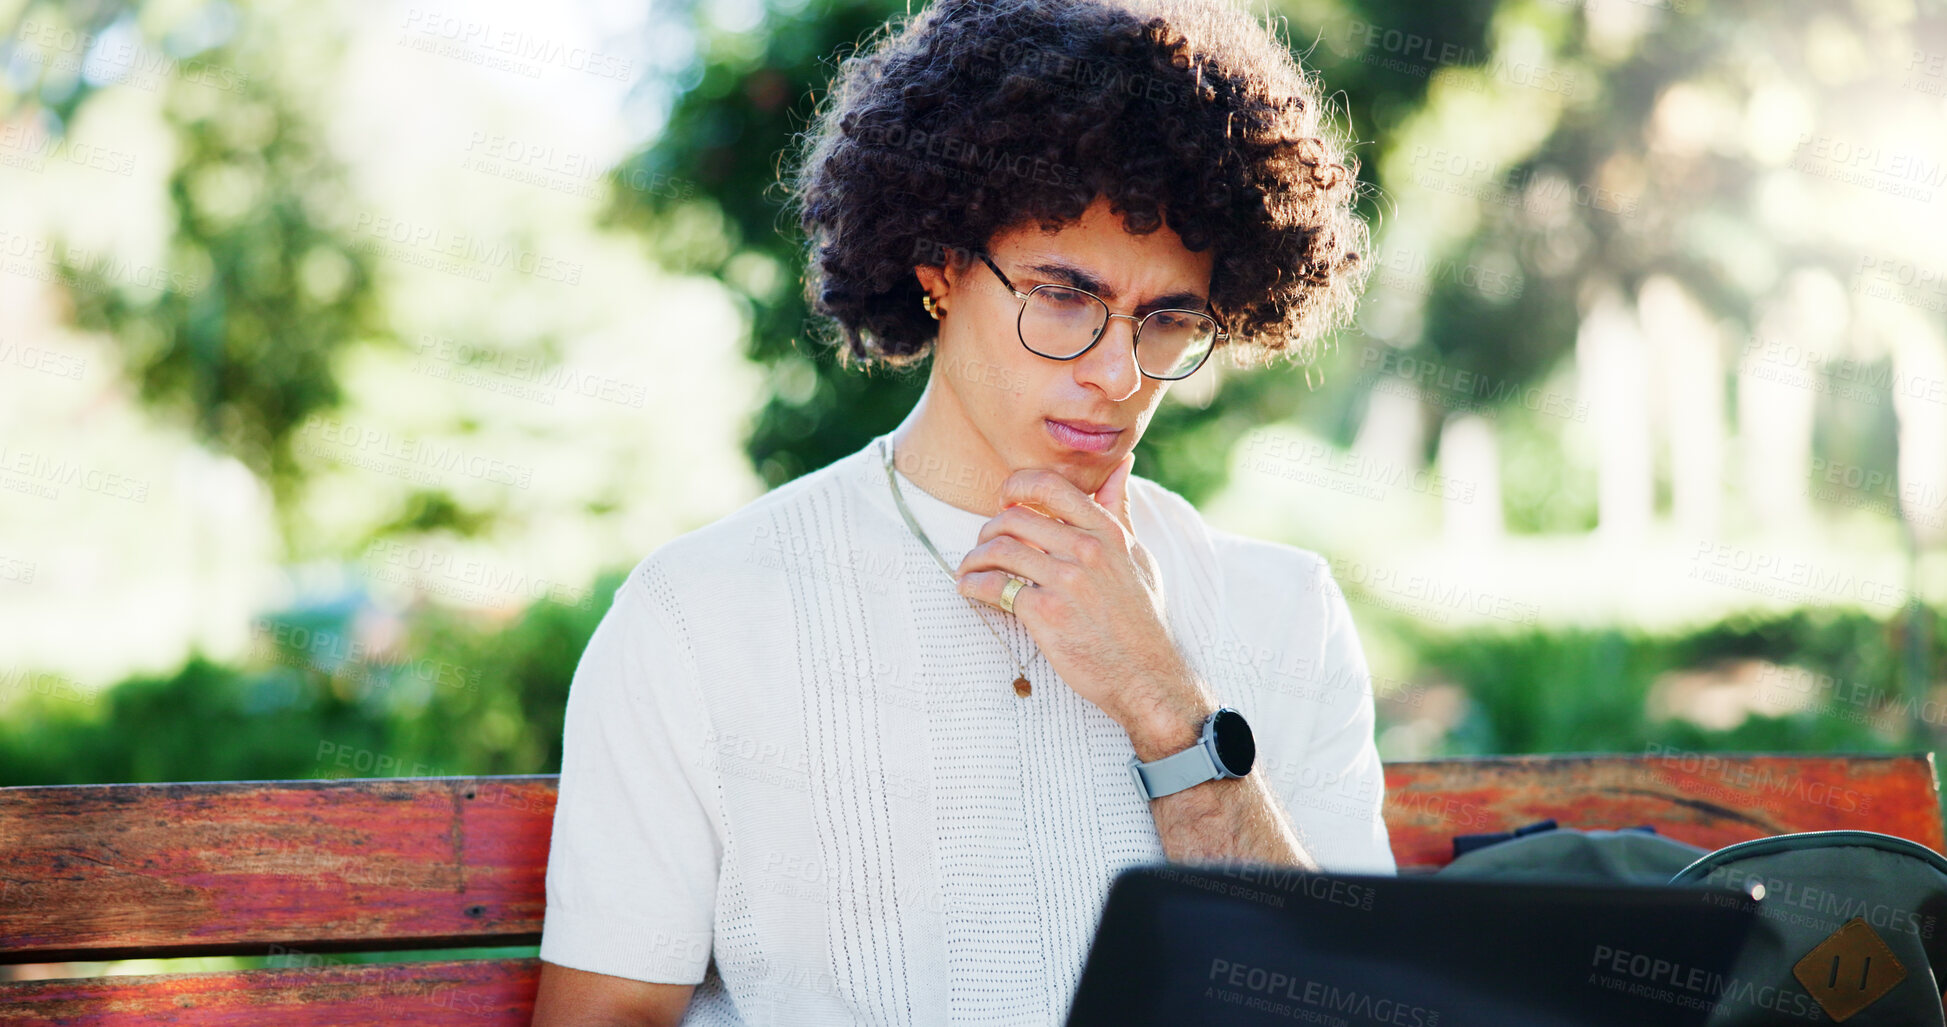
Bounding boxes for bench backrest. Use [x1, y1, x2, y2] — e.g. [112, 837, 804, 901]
[2, 754, 1939, 1024]
[1382, 752, 1945, 867]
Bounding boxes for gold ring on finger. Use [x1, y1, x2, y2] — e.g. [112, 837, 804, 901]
[999, 575, 1030, 615]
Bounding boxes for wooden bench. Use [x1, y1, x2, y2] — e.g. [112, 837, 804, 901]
[3, 753, 1939, 1024]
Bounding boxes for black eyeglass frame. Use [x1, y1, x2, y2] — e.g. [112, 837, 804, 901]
[974, 252, 1227, 381]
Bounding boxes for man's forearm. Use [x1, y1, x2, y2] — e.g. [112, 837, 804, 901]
[1150, 766, 1317, 868]
[1123, 673, 1319, 869]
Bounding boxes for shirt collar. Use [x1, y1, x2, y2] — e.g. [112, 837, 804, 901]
[858, 432, 991, 563]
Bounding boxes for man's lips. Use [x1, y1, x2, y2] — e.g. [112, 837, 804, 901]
[1045, 417, 1123, 453]
[1047, 418, 1121, 434]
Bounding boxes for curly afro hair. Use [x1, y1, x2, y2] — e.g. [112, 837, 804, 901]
[783, 0, 1369, 373]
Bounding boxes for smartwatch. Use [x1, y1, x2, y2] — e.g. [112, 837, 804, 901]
[1128, 707, 1255, 801]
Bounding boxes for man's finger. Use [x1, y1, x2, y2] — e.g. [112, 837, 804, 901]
[998, 468, 1113, 531]
[971, 504, 1084, 560]
[1092, 452, 1135, 534]
[956, 568, 1039, 613]
[957, 535, 1063, 587]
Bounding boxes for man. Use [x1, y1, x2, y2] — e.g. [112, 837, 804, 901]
[534, 1, 1386, 1023]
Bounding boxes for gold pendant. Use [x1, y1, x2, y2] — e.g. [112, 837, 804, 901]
[1013, 675, 1032, 698]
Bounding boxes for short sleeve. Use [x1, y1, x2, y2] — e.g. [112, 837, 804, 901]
[1291, 556, 1396, 876]
[539, 567, 722, 983]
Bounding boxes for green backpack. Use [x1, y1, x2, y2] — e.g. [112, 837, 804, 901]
[1439, 824, 1947, 1024]
[1672, 831, 1947, 1026]
[1439, 821, 1711, 885]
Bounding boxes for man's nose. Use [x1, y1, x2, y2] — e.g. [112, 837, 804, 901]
[1074, 314, 1142, 401]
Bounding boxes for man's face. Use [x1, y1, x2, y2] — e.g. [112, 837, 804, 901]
[917, 193, 1219, 487]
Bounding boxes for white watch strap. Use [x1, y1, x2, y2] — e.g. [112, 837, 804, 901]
[1128, 738, 1221, 801]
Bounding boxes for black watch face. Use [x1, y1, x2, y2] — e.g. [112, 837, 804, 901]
[1211, 708, 1254, 776]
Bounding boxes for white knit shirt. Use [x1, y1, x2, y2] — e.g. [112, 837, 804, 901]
[539, 430, 1394, 1026]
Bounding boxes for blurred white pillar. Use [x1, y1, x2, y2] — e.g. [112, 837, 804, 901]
[1438, 414, 1504, 544]
[1348, 375, 1427, 534]
[1738, 270, 1845, 535]
[1577, 287, 1654, 544]
[1890, 320, 1947, 550]
[1351, 370, 1425, 471]
[1640, 276, 1725, 537]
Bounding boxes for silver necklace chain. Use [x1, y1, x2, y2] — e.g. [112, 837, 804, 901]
[879, 437, 1033, 697]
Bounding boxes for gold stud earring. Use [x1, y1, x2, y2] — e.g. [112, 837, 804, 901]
[921, 294, 943, 320]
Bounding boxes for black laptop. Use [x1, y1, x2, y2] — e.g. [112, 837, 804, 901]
[1066, 863, 1760, 1027]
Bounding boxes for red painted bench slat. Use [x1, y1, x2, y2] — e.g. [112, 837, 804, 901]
[0, 776, 555, 963]
[1384, 753, 1944, 870]
[0, 958, 537, 1026]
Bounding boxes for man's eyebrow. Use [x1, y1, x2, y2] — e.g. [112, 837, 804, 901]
[1021, 259, 1209, 312]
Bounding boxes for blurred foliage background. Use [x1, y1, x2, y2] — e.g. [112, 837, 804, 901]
[3, 0, 1946, 924]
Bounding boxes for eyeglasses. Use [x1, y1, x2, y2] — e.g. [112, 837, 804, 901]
[975, 253, 1225, 381]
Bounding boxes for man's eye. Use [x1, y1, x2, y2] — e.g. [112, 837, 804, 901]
[1040, 287, 1091, 307]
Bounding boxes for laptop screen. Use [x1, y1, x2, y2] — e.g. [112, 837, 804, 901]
[1066, 864, 1761, 1027]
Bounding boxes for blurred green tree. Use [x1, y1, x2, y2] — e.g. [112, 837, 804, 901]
[5, 2, 389, 536]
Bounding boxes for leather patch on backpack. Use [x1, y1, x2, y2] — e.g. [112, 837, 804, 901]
[1792, 917, 1907, 1022]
